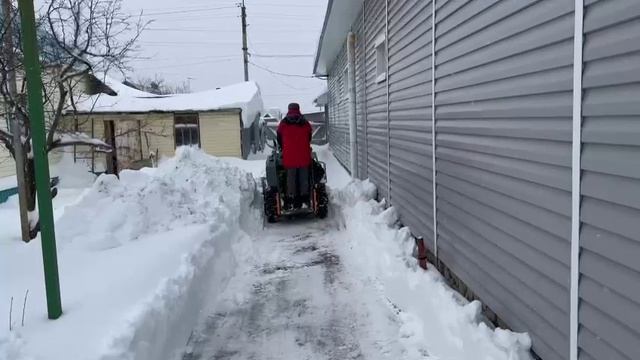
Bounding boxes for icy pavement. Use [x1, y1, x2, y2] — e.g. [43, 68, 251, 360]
[181, 219, 408, 360]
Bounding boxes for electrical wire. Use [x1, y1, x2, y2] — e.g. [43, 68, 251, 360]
[250, 52, 314, 58]
[141, 6, 237, 16]
[149, 58, 237, 69]
[145, 28, 319, 34]
[249, 61, 316, 78]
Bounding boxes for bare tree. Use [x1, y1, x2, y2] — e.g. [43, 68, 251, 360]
[0, 0, 147, 240]
[131, 74, 191, 95]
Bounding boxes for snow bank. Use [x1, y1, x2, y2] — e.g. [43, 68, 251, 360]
[314, 144, 352, 189]
[0, 148, 260, 360]
[75, 76, 264, 128]
[334, 179, 533, 360]
[50, 152, 97, 189]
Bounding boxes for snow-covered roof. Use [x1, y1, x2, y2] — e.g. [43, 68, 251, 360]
[313, 86, 329, 107]
[313, 0, 364, 76]
[75, 76, 264, 128]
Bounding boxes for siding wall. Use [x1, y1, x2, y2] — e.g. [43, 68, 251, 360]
[388, 0, 435, 249]
[67, 111, 244, 169]
[434, 2, 574, 360]
[354, 8, 368, 179]
[323, 1, 640, 359]
[327, 44, 350, 169]
[579, 1, 640, 359]
[199, 111, 243, 158]
[64, 113, 175, 172]
[363, 0, 388, 199]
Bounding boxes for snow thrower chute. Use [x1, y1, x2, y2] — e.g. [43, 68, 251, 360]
[262, 140, 328, 223]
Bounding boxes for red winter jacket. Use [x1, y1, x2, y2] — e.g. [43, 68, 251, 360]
[277, 114, 312, 168]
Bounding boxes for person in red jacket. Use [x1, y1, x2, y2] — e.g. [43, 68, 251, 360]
[277, 103, 312, 209]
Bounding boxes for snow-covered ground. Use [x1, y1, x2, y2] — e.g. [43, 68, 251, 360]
[0, 175, 16, 191]
[1, 148, 259, 360]
[1, 146, 531, 360]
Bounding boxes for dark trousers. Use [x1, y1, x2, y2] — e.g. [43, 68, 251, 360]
[286, 167, 309, 198]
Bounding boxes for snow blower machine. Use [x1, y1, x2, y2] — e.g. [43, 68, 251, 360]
[262, 142, 328, 223]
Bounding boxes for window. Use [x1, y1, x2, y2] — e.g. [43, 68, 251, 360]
[375, 33, 387, 83]
[174, 113, 200, 147]
[341, 66, 349, 100]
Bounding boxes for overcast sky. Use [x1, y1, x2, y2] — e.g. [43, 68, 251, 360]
[119, 0, 328, 114]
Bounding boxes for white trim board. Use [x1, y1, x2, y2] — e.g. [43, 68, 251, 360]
[430, 0, 438, 259]
[570, 1, 584, 360]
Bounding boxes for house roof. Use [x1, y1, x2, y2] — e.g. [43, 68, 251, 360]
[313, 0, 364, 77]
[74, 76, 264, 128]
[313, 87, 328, 107]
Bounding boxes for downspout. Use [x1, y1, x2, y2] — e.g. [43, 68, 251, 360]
[570, 0, 584, 359]
[362, 1, 368, 178]
[347, 32, 358, 177]
[385, 0, 390, 201]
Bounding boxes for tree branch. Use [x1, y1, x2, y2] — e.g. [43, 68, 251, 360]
[49, 132, 111, 152]
[0, 129, 15, 157]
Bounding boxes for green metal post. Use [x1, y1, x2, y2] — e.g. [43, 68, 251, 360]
[17, 0, 62, 319]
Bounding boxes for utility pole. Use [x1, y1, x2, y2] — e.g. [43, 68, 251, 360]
[240, 0, 249, 81]
[17, 0, 62, 319]
[2, 0, 30, 242]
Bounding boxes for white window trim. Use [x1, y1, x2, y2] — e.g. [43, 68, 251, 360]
[375, 32, 387, 84]
[374, 33, 385, 48]
[342, 66, 350, 100]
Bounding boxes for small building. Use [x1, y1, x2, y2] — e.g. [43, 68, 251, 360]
[66, 78, 263, 174]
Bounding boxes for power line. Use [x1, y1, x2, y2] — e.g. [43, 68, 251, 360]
[130, 54, 238, 62]
[141, 6, 237, 16]
[139, 40, 311, 46]
[145, 28, 320, 34]
[246, 2, 324, 8]
[249, 61, 315, 78]
[149, 58, 237, 69]
[250, 52, 314, 58]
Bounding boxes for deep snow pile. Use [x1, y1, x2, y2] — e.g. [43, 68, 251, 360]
[333, 180, 533, 360]
[56, 148, 258, 250]
[0, 148, 259, 360]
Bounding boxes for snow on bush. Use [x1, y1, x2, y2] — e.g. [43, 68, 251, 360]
[334, 179, 533, 360]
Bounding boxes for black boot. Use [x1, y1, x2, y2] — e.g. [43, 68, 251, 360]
[285, 195, 295, 210]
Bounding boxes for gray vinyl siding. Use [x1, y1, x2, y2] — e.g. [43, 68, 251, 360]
[364, 0, 388, 200]
[327, 44, 350, 170]
[387, 0, 435, 249]
[579, 1, 640, 359]
[434, 2, 574, 360]
[321, 1, 640, 359]
[355, 9, 368, 179]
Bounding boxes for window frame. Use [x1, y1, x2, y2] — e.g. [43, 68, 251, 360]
[342, 65, 349, 101]
[174, 112, 201, 148]
[374, 32, 387, 84]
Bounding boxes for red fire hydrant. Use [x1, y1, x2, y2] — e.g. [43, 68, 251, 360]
[415, 237, 428, 270]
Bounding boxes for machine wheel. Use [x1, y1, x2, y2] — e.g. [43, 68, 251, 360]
[314, 184, 329, 219]
[263, 187, 280, 223]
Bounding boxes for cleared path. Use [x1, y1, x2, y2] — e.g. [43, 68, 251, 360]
[181, 218, 410, 360]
